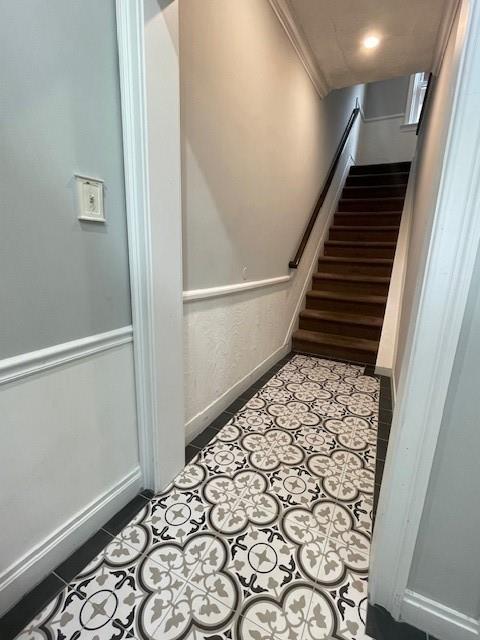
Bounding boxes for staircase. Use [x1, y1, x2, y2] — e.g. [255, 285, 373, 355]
[292, 161, 410, 364]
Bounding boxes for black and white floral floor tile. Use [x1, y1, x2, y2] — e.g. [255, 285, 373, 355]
[15, 354, 377, 640]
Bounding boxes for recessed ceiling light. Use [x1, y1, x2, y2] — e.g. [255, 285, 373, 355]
[363, 35, 380, 49]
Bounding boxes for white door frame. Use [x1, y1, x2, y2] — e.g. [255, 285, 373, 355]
[115, 0, 185, 492]
[370, 0, 480, 620]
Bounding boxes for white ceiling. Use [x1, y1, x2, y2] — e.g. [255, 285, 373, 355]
[271, 0, 456, 94]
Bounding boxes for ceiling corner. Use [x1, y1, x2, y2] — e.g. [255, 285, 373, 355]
[432, 0, 461, 75]
[268, 0, 330, 98]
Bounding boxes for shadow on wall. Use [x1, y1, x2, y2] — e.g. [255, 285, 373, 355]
[179, 0, 363, 292]
[144, 0, 179, 57]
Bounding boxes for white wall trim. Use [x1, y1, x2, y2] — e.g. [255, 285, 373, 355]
[183, 275, 292, 302]
[116, 0, 158, 491]
[116, 0, 185, 492]
[433, 0, 462, 75]
[370, 0, 480, 619]
[375, 155, 417, 378]
[401, 590, 480, 640]
[400, 123, 417, 132]
[268, 0, 329, 98]
[0, 326, 133, 386]
[362, 112, 406, 123]
[0, 466, 142, 615]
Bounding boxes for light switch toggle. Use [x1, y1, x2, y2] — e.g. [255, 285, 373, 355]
[75, 174, 105, 222]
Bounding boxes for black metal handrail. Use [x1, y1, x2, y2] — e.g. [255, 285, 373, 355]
[289, 105, 360, 269]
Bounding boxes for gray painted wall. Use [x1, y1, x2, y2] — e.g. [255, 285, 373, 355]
[0, 0, 131, 359]
[364, 76, 410, 118]
[408, 245, 480, 619]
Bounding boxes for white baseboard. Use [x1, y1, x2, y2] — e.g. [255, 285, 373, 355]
[0, 466, 142, 616]
[402, 590, 479, 640]
[185, 342, 290, 443]
[374, 365, 392, 377]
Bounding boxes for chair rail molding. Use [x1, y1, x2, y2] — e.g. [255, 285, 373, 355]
[370, 0, 480, 628]
[183, 274, 292, 302]
[268, 0, 329, 98]
[0, 327, 133, 386]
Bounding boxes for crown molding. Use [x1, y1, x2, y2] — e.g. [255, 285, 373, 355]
[432, 0, 461, 76]
[268, 0, 330, 98]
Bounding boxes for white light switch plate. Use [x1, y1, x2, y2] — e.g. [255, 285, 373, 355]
[75, 174, 105, 222]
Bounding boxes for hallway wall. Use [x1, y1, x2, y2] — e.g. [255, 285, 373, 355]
[179, 0, 365, 440]
[356, 76, 417, 165]
[0, 0, 140, 614]
[385, 0, 479, 634]
[0, 0, 131, 359]
[394, 5, 464, 389]
[407, 245, 480, 622]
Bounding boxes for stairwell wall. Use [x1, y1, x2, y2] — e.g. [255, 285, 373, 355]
[356, 76, 417, 165]
[179, 0, 365, 440]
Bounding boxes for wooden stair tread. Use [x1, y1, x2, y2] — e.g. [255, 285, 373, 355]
[292, 161, 411, 361]
[342, 186, 406, 196]
[335, 214, 403, 217]
[317, 256, 393, 265]
[300, 309, 383, 327]
[340, 196, 405, 203]
[350, 162, 411, 175]
[313, 272, 390, 284]
[335, 212, 401, 218]
[325, 240, 396, 247]
[307, 290, 387, 304]
[330, 225, 400, 231]
[293, 329, 379, 352]
[348, 171, 409, 180]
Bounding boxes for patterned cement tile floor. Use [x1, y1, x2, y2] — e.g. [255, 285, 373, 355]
[15, 354, 378, 640]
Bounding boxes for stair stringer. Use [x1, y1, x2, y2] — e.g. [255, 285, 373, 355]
[283, 151, 357, 347]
